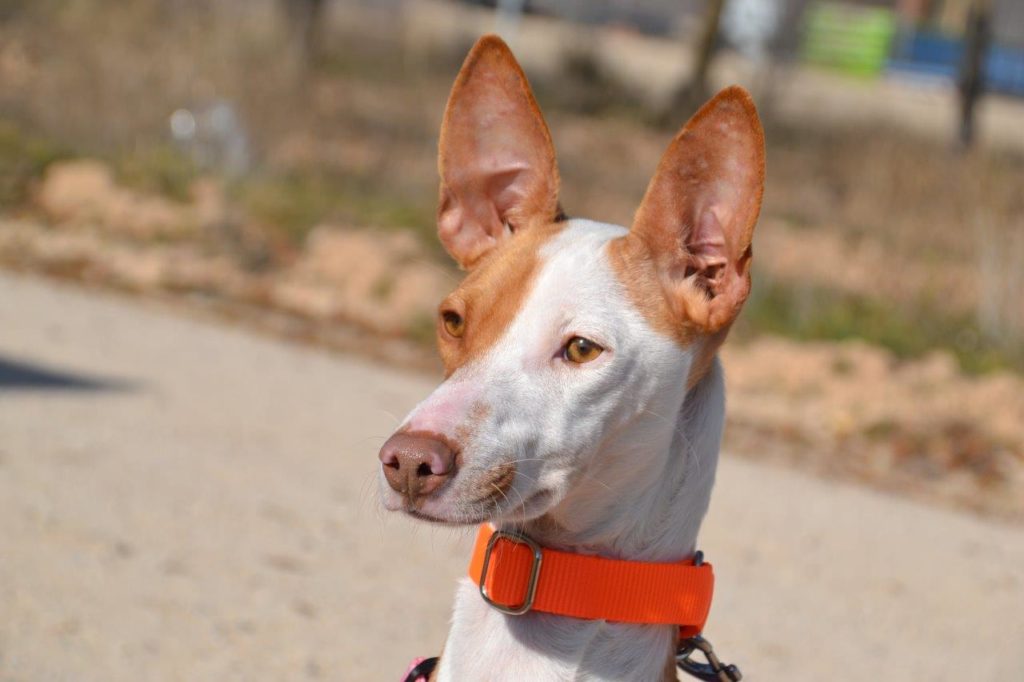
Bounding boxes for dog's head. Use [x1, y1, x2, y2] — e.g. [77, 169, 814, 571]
[378, 35, 764, 526]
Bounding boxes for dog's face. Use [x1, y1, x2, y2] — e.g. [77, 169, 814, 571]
[378, 36, 764, 526]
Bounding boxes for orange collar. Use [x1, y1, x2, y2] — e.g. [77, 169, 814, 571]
[468, 524, 714, 637]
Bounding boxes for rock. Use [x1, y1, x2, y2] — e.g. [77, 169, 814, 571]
[269, 280, 340, 320]
[189, 178, 229, 230]
[280, 225, 451, 335]
[35, 160, 197, 240]
[302, 227, 391, 294]
[101, 248, 168, 290]
[35, 160, 115, 223]
[388, 262, 449, 320]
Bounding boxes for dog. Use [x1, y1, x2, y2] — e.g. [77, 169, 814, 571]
[378, 34, 764, 682]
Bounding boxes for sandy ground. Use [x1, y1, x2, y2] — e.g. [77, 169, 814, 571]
[1, 271, 1023, 682]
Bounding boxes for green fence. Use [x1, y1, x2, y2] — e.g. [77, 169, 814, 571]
[801, 1, 898, 76]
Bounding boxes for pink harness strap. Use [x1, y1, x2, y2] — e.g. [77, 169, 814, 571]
[402, 656, 436, 682]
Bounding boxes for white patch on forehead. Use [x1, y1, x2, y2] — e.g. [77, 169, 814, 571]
[540, 218, 627, 258]
[490, 218, 678, 365]
[514, 219, 632, 351]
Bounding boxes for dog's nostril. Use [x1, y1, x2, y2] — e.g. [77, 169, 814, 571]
[378, 432, 457, 498]
[380, 449, 400, 468]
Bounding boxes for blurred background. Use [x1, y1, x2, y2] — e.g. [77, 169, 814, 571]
[1, 0, 1023, 679]
[2, 0, 1022, 517]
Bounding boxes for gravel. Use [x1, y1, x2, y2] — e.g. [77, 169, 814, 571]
[1, 272, 1022, 681]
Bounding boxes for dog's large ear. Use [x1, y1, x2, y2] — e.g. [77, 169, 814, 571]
[631, 86, 765, 334]
[437, 34, 560, 269]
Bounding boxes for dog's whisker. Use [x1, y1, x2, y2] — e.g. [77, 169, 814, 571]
[508, 470, 541, 486]
[361, 434, 393, 444]
[489, 482, 512, 512]
[375, 408, 404, 426]
[357, 469, 381, 512]
[504, 483, 529, 536]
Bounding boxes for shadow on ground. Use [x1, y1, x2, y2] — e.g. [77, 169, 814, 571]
[0, 356, 135, 392]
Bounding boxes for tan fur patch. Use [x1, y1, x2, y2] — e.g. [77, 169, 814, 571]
[607, 232, 699, 349]
[685, 325, 731, 390]
[609, 233, 733, 390]
[455, 402, 492, 446]
[611, 86, 765, 389]
[467, 462, 517, 505]
[436, 221, 566, 376]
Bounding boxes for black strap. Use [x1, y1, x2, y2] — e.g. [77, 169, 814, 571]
[402, 657, 439, 682]
[676, 635, 742, 681]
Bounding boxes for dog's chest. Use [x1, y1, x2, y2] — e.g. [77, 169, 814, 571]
[436, 579, 675, 682]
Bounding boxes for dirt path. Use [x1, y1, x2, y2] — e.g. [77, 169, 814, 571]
[1, 272, 1022, 681]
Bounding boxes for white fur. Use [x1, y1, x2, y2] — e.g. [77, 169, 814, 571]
[380, 219, 726, 681]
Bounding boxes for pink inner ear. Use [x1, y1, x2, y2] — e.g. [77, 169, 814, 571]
[436, 35, 560, 269]
[686, 209, 730, 280]
[486, 166, 534, 225]
[437, 190, 501, 267]
[629, 86, 764, 332]
[437, 165, 535, 267]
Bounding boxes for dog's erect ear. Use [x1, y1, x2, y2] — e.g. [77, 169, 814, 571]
[631, 86, 765, 334]
[437, 34, 560, 269]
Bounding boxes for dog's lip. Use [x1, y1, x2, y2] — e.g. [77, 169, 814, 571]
[404, 489, 555, 526]
[406, 508, 482, 526]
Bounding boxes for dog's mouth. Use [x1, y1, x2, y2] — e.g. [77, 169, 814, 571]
[404, 488, 555, 526]
[406, 508, 471, 525]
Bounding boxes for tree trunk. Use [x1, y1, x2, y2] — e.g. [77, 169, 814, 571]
[957, 0, 991, 149]
[664, 0, 727, 125]
[281, 0, 326, 70]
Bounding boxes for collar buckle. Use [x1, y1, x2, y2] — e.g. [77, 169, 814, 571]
[478, 529, 543, 615]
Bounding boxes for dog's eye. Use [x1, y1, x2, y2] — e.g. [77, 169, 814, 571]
[564, 336, 603, 364]
[442, 310, 465, 338]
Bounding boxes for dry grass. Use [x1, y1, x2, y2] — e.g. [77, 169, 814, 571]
[1, 0, 1023, 372]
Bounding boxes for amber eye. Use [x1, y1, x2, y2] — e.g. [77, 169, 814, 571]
[442, 310, 465, 338]
[564, 336, 604, 364]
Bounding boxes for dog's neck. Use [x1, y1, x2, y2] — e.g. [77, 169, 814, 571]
[517, 356, 723, 563]
[438, 359, 725, 681]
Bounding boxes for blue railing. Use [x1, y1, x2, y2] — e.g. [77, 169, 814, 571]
[888, 30, 1024, 96]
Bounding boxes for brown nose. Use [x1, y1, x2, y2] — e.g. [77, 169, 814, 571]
[378, 432, 456, 503]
